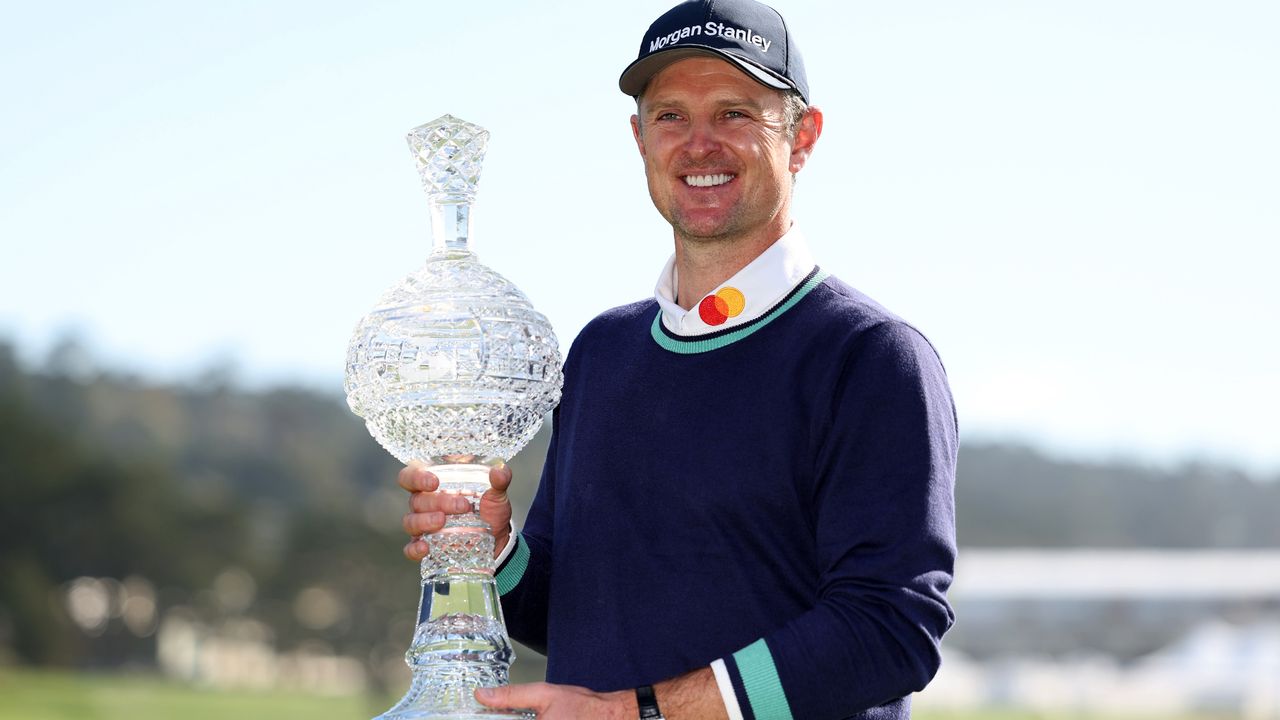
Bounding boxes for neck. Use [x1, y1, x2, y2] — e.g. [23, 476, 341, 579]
[673, 220, 790, 311]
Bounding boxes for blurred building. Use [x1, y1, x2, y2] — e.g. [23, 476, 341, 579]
[918, 549, 1280, 718]
[156, 610, 366, 696]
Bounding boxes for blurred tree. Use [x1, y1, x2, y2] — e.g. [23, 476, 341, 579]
[956, 443, 1280, 547]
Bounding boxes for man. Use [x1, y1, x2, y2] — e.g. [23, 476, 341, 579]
[400, 1, 957, 717]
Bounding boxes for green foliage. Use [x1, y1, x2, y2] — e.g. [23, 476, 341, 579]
[0, 339, 549, 683]
[0, 359, 249, 665]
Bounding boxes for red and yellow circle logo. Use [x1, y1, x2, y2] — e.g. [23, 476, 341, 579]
[698, 286, 746, 326]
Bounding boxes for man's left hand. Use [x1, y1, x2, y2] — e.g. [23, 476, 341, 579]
[476, 682, 634, 719]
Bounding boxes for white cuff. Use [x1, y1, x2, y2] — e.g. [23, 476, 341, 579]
[492, 520, 520, 566]
[710, 658, 745, 720]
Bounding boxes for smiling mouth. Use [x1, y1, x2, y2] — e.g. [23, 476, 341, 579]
[683, 173, 735, 187]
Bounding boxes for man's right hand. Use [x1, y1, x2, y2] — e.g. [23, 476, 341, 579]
[398, 461, 515, 562]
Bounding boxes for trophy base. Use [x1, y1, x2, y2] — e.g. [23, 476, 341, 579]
[377, 713, 532, 720]
[376, 710, 531, 720]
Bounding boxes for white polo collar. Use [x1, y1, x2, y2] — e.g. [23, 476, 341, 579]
[654, 226, 817, 337]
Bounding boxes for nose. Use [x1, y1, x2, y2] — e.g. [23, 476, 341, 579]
[682, 118, 721, 160]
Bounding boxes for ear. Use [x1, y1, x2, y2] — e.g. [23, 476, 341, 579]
[789, 106, 823, 174]
[630, 114, 646, 158]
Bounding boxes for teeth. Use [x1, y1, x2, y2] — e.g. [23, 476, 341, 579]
[684, 173, 734, 187]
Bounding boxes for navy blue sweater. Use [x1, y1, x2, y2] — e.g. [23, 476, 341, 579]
[496, 272, 958, 720]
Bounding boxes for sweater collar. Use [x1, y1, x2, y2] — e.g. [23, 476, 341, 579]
[654, 226, 817, 337]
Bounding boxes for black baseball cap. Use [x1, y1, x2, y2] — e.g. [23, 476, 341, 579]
[619, 0, 809, 103]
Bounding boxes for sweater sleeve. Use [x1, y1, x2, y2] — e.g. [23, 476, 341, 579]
[719, 321, 958, 720]
[494, 406, 560, 655]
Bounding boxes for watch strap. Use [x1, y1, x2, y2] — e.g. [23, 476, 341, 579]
[636, 684, 665, 719]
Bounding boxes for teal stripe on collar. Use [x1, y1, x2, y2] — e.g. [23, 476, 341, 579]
[650, 270, 829, 354]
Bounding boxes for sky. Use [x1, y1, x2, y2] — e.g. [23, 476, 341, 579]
[2, 0, 1277, 472]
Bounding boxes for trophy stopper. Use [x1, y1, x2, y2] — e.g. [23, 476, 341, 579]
[407, 114, 490, 206]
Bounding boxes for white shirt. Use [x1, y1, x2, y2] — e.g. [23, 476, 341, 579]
[654, 226, 817, 337]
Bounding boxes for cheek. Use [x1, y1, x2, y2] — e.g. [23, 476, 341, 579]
[643, 156, 664, 186]
[642, 160, 670, 202]
[643, 147, 680, 184]
[768, 147, 796, 181]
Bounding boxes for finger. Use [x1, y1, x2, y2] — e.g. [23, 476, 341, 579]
[409, 492, 474, 515]
[475, 682, 548, 711]
[402, 511, 446, 537]
[397, 463, 439, 493]
[403, 537, 429, 562]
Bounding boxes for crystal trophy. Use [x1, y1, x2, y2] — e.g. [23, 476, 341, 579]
[345, 115, 563, 719]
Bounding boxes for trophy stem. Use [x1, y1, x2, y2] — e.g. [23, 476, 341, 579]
[375, 462, 531, 720]
[429, 202, 473, 255]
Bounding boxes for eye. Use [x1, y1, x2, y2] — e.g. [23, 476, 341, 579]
[656, 111, 682, 122]
[723, 110, 748, 119]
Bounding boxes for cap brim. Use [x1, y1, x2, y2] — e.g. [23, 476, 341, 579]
[619, 47, 792, 98]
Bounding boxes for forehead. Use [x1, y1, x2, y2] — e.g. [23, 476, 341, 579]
[640, 56, 782, 106]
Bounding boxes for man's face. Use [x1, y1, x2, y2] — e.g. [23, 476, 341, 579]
[630, 56, 816, 246]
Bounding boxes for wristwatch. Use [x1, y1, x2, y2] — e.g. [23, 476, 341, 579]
[635, 684, 665, 720]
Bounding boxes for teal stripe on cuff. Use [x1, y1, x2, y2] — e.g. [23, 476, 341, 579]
[733, 638, 794, 720]
[495, 533, 529, 596]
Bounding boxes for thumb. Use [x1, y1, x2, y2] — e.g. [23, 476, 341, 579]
[486, 463, 513, 500]
[480, 464, 514, 524]
[475, 682, 541, 710]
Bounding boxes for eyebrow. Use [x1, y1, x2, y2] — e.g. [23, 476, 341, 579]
[642, 95, 770, 116]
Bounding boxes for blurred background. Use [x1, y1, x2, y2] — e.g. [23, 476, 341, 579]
[2, 0, 1277, 718]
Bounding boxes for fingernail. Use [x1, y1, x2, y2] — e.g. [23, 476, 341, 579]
[476, 687, 494, 700]
[455, 498, 471, 512]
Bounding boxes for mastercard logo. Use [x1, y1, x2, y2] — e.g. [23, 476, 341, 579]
[698, 286, 746, 326]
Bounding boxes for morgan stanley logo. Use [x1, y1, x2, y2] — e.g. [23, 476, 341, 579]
[649, 22, 774, 53]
